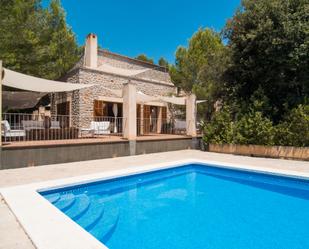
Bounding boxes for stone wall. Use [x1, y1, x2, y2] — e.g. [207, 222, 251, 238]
[52, 51, 176, 128]
[208, 144, 309, 161]
[97, 50, 172, 84]
[75, 68, 176, 127]
[0, 137, 200, 169]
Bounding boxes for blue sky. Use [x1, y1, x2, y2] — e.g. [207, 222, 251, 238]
[45, 0, 240, 64]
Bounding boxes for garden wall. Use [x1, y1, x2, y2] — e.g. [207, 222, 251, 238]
[208, 144, 309, 161]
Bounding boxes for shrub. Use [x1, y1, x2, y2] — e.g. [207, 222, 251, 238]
[274, 105, 309, 147]
[202, 105, 309, 147]
[202, 107, 235, 145]
[234, 111, 274, 145]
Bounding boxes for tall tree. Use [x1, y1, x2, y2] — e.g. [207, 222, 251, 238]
[158, 57, 169, 68]
[170, 28, 228, 119]
[0, 0, 80, 79]
[224, 0, 309, 121]
[135, 54, 154, 64]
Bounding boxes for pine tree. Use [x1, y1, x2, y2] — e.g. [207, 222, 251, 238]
[0, 0, 80, 79]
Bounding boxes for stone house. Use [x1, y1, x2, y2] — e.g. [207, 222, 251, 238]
[51, 34, 177, 134]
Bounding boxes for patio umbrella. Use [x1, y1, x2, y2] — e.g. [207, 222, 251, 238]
[112, 103, 118, 133]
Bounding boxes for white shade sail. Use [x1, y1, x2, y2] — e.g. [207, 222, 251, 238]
[136, 91, 158, 103]
[197, 100, 207, 104]
[160, 96, 186, 105]
[2, 68, 95, 92]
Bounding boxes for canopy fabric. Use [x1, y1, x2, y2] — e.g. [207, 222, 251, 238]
[96, 64, 149, 77]
[159, 96, 186, 105]
[2, 68, 95, 92]
[197, 100, 207, 104]
[2, 91, 47, 110]
[136, 91, 158, 103]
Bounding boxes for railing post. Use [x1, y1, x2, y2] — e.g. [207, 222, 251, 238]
[186, 93, 197, 137]
[122, 80, 137, 155]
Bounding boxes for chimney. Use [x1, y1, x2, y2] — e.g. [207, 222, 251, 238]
[84, 33, 98, 68]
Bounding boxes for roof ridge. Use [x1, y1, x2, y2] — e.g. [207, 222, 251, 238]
[97, 49, 168, 72]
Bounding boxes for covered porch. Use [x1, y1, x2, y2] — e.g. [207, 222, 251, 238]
[1, 64, 203, 148]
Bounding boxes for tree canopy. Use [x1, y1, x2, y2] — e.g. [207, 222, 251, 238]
[158, 57, 169, 68]
[169, 0, 309, 146]
[0, 0, 81, 79]
[135, 54, 154, 64]
[169, 28, 228, 119]
[223, 0, 309, 121]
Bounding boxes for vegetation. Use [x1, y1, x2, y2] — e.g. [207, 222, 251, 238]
[135, 54, 154, 64]
[0, 0, 80, 79]
[170, 28, 228, 120]
[223, 0, 309, 122]
[203, 104, 309, 147]
[170, 0, 309, 147]
[158, 57, 169, 68]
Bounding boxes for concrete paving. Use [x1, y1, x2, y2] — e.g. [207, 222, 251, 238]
[1, 150, 309, 249]
[0, 197, 34, 249]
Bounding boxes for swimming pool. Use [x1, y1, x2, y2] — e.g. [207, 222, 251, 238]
[40, 164, 309, 249]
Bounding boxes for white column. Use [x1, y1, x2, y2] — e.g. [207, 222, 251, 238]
[156, 107, 162, 134]
[186, 93, 197, 137]
[122, 80, 137, 140]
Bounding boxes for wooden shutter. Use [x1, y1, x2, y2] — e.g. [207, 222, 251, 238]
[162, 107, 167, 120]
[93, 100, 105, 117]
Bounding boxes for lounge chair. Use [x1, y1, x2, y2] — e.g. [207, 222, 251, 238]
[81, 121, 111, 136]
[1, 120, 26, 139]
[174, 119, 187, 134]
[22, 120, 44, 131]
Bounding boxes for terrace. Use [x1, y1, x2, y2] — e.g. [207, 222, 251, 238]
[0, 65, 203, 168]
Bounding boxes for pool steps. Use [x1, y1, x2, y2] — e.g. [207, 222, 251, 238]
[54, 193, 76, 212]
[50, 193, 120, 243]
[65, 194, 91, 220]
[89, 201, 120, 243]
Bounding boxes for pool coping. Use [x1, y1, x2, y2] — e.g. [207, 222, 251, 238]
[1, 158, 309, 249]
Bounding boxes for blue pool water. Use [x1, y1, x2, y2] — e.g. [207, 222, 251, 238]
[40, 164, 309, 249]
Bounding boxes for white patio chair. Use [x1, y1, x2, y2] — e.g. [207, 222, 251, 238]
[1, 120, 26, 139]
[81, 121, 111, 136]
[174, 119, 187, 134]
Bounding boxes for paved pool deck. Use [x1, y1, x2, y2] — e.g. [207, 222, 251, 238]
[1, 150, 309, 249]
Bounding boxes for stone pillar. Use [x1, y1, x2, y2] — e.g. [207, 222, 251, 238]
[123, 80, 137, 140]
[156, 107, 162, 134]
[186, 94, 197, 137]
[84, 33, 98, 68]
